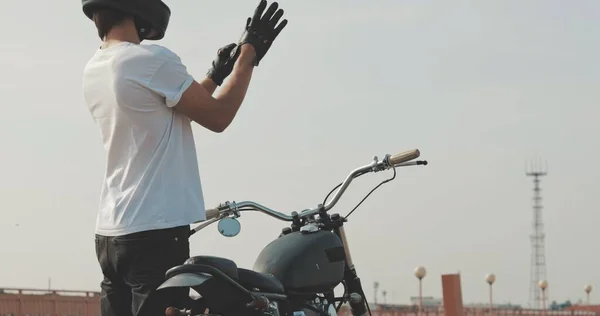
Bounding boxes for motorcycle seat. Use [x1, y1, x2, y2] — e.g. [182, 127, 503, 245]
[237, 268, 285, 294]
[184, 256, 239, 279]
[176, 256, 284, 294]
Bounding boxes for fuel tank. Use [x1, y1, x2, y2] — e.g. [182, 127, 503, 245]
[253, 229, 346, 294]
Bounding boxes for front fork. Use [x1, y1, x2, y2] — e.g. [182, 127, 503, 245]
[335, 226, 368, 316]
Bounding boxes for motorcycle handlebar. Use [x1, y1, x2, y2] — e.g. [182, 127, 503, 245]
[199, 149, 425, 223]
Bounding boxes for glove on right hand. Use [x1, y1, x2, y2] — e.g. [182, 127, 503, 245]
[238, 0, 288, 66]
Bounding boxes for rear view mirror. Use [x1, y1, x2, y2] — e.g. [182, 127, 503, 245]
[217, 217, 241, 237]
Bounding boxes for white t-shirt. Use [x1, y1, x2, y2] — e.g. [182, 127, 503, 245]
[82, 42, 206, 236]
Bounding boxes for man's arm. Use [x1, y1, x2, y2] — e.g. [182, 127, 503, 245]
[174, 0, 288, 132]
[173, 45, 256, 133]
[199, 77, 217, 95]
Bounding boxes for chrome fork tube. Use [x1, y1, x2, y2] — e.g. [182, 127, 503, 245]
[337, 226, 354, 269]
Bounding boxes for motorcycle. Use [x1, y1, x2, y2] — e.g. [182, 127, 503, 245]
[159, 149, 428, 316]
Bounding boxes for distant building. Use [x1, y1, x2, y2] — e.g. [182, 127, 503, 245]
[464, 302, 523, 309]
[409, 296, 443, 307]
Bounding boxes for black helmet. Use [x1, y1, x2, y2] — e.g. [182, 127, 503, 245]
[82, 0, 171, 41]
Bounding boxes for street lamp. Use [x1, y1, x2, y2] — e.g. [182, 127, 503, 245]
[486, 274, 496, 316]
[585, 285, 592, 305]
[538, 280, 548, 316]
[414, 266, 427, 316]
[374, 281, 379, 305]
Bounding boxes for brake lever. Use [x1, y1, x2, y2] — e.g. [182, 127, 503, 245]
[395, 160, 428, 167]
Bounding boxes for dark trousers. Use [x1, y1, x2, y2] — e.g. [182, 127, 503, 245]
[95, 225, 191, 316]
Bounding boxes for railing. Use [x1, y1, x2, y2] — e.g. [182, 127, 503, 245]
[1, 288, 596, 316]
[0, 288, 100, 316]
[337, 306, 598, 316]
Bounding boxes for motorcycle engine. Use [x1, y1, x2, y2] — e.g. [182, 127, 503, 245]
[292, 298, 337, 316]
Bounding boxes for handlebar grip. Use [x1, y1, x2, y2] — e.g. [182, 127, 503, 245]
[389, 149, 420, 166]
[165, 307, 188, 316]
[205, 207, 220, 220]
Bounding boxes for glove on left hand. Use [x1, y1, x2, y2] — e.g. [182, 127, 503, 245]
[207, 43, 241, 86]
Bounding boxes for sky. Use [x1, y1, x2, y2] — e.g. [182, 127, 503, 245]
[0, 0, 599, 308]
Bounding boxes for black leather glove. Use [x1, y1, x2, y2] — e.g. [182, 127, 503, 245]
[207, 43, 241, 86]
[238, 0, 288, 66]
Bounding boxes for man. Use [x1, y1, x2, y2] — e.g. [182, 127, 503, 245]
[80, 0, 287, 315]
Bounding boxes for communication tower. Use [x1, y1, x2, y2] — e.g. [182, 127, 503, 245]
[526, 159, 548, 309]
